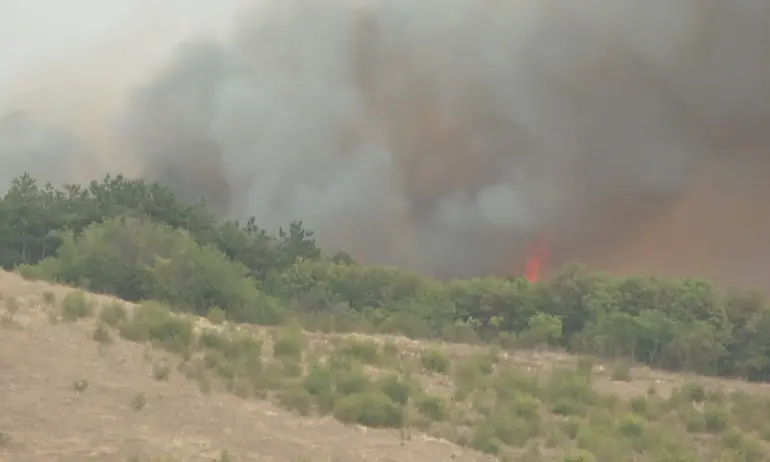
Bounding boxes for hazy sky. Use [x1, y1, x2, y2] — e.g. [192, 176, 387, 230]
[0, 0, 251, 105]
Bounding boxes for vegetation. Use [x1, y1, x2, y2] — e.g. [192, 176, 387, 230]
[3, 173, 770, 460]
[4, 173, 770, 382]
[28, 292, 770, 462]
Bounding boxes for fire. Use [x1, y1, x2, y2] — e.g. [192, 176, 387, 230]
[525, 238, 549, 283]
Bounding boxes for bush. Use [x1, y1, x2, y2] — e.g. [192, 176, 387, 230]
[119, 301, 194, 355]
[629, 396, 647, 415]
[99, 301, 127, 327]
[513, 395, 541, 420]
[552, 399, 583, 417]
[152, 363, 171, 381]
[487, 410, 541, 447]
[61, 291, 93, 321]
[334, 367, 372, 396]
[469, 424, 503, 454]
[92, 323, 112, 344]
[611, 361, 632, 382]
[704, 405, 730, 433]
[35, 217, 265, 320]
[272, 327, 305, 360]
[680, 382, 707, 403]
[617, 414, 647, 438]
[563, 448, 597, 462]
[277, 386, 314, 415]
[420, 349, 450, 374]
[302, 364, 336, 413]
[333, 392, 404, 428]
[337, 337, 381, 365]
[377, 373, 412, 406]
[415, 393, 449, 421]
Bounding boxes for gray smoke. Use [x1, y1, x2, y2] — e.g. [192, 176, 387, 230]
[4, 0, 770, 281]
[0, 111, 85, 187]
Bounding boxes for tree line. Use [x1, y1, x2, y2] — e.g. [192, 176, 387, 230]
[3, 173, 770, 382]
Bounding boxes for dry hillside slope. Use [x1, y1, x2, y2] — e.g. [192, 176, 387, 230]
[0, 271, 491, 462]
[1, 270, 770, 462]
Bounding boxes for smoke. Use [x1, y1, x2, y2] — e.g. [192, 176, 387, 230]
[3, 0, 770, 285]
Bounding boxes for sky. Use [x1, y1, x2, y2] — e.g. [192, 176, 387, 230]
[0, 0, 249, 107]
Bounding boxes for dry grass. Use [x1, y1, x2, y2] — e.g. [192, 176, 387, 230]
[2, 270, 770, 461]
[0, 271, 491, 462]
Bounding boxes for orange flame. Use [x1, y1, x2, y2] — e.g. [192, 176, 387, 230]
[525, 238, 549, 283]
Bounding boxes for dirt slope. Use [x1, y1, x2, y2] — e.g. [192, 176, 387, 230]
[0, 271, 491, 462]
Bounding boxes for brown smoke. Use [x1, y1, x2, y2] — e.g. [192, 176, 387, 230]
[2, 0, 770, 288]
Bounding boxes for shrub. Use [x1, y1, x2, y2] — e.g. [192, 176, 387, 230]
[513, 395, 541, 420]
[547, 368, 596, 405]
[489, 412, 542, 447]
[377, 373, 412, 406]
[72, 378, 88, 393]
[680, 382, 707, 403]
[333, 392, 404, 428]
[420, 349, 450, 374]
[469, 424, 503, 454]
[415, 393, 449, 421]
[629, 396, 647, 415]
[563, 448, 597, 462]
[61, 291, 93, 321]
[99, 301, 127, 327]
[277, 386, 314, 415]
[152, 363, 171, 381]
[130, 392, 147, 411]
[41, 291, 56, 305]
[552, 399, 583, 417]
[302, 364, 336, 413]
[92, 323, 112, 344]
[337, 337, 381, 365]
[334, 367, 372, 396]
[199, 329, 263, 362]
[382, 341, 399, 358]
[492, 367, 540, 400]
[272, 327, 305, 360]
[206, 307, 228, 325]
[119, 302, 194, 355]
[610, 361, 632, 382]
[704, 405, 730, 433]
[617, 414, 647, 438]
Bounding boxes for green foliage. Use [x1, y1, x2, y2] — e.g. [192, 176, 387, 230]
[333, 392, 404, 428]
[6, 173, 770, 384]
[617, 413, 647, 438]
[611, 360, 633, 382]
[336, 337, 381, 365]
[563, 448, 597, 462]
[61, 291, 93, 321]
[420, 348, 451, 374]
[415, 393, 449, 421]
[100, 301, 127, 327]
[377, 373, 412, 406]
[119, 301, 194, 355]
[272, 326, 305, 360]
[277, 386, 314, 415]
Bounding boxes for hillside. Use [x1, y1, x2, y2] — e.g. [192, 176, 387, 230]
[2, 270, 769, 462]
[0, 271, 493, 462]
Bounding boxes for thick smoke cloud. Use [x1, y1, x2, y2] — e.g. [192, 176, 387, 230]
[4, 0, 770, 285]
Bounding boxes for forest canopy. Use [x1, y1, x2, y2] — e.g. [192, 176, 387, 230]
[3, 173, 770, 382]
